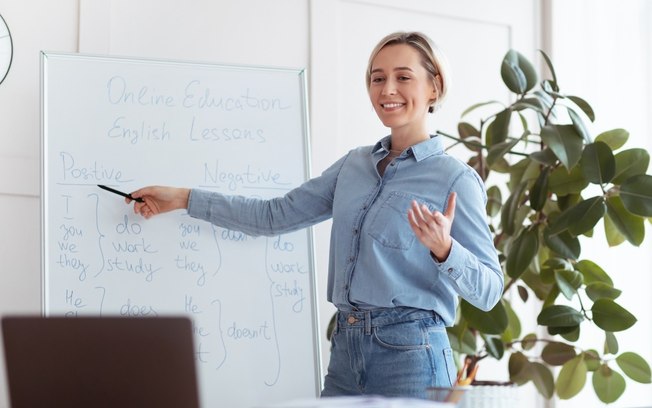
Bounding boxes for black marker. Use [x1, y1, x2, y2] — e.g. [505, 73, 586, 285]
[97, 184, 144, 203]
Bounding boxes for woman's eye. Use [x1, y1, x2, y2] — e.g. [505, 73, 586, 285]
[398, 76, 411, 81]
[371, 77, 385, 83]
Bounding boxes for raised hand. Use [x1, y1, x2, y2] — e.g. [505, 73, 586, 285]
[408, 192, 456, 261]
[126, 186, 191, 219]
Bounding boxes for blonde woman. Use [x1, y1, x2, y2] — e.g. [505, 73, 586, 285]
[128, 32, 503, 399]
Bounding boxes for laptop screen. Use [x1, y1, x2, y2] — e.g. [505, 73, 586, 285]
[2, 316, 200, 408]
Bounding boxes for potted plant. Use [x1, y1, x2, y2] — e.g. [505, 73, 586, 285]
[439, 49, 652, 403]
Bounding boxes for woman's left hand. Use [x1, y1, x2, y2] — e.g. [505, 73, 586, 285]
[408, 192, 456, 262]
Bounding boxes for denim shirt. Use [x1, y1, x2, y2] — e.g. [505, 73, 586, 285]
[187, 135, 503, 325]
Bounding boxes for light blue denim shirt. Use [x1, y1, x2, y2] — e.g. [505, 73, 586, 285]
[187, 135, 503, 325]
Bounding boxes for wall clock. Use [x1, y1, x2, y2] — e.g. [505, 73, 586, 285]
[0, 13, 13, 85]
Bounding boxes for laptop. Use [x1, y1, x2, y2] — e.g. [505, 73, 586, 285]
[2, 316, 200, 408]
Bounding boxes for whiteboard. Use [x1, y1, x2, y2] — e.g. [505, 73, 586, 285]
[41, 52, 321, 408]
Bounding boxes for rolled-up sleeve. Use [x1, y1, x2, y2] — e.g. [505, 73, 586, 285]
[187, 154, 348, 236]
[433, 169, 504, 311]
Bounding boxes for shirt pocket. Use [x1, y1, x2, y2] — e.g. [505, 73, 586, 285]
[367, 191, 436, 250]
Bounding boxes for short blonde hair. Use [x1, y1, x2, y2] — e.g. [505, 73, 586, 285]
[366, 31, 451, 113]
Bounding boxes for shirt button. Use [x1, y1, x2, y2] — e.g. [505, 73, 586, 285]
[347, 316, 357, 324]
[353, 228, 358, 235]
[349, 257, 354, 262]
[448, 268, 454, 273]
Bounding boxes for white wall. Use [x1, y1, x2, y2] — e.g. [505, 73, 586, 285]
[0, 1, 79, 406]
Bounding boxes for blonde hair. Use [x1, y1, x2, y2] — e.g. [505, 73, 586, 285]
[366, 31, 451, 113]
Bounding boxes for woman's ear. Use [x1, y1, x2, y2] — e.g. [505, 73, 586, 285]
[429, 74, 443, 111]
[434, 74, 443, 95]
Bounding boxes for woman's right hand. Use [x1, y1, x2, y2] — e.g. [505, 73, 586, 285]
[126, 186, 191, 219]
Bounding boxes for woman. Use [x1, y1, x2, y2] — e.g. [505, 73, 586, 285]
[128, 31, 503, 399]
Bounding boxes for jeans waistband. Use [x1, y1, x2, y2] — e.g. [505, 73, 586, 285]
[336, 307, 441, 332]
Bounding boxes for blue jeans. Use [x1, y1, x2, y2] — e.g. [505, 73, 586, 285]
[321, 307, 457, 399]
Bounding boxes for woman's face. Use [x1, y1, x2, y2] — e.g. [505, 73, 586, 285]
[368, 44, 436, 137]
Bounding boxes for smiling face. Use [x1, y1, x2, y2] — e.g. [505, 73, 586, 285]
[368, 44, 437, 142]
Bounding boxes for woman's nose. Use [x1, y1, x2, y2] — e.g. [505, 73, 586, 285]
[381, 79, 397, 95]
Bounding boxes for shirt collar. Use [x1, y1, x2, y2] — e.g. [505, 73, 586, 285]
[372, 135, 444, 162]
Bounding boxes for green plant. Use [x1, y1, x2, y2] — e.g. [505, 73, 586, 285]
[438, 50, 652, 403]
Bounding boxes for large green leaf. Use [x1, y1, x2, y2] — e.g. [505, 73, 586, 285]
[542, 285, 561, 308]
[555, 269, 583, 300]
[593, 364, 626, 404]
[486, 185, 502, 217]
[557, 193, 582, 212]
[583, 350, 601, 371]
[458, 121, 480, 138]
[502, 299, 522, 341]
[538, 49, 558, 89]
[530, 147, 559, 166]
[508, 158, 534, 190]
[542, 342, 577, 366]
[595, 128, 629, 151]
[560, 325, 580, 342]
[548, 324, 579, 336]
[487, 108, 512, 146]
[548, 166, 589, 196]
[604, 212, 626, 247]
[460, 299, 508, 335]
[483, 335, 505, 359]
[605, 331, 619, 355]
[620, 174, 652, 217]
[501, 50, 537, 94]
[592, 299, 637, 332]
[537, 305, 584, 327]
[487, 138, 519, 167]
[509, 352, 531, 385]
[581, 142, 615, 184]
[541, 257, 572, 284]
[549, 196, 606, 236]
[575, 259, 613, 285]
[530, 362, 555, 399]
[506, 228, 539, 279]
[616, 352, 652, 383]
[567, 95, 595, 122]
[568, 196, 607, 236]
[556, 355, 588, 399]
[521, 268, 553, 301]
[521, 333, 537, 350]
[606, 196, 645, 246]
[512, 97, 547, 114]
[501, 181, 528, 235]
[446, 324, 477, 355]
[543, 228, 581, 260]
[530, 168, 550, 211]
[585, 282, 621, 301]
[568, 108, 592, 143]
[458, 122, 483, 152]
[541, 124, 584, 170]
[534, 89, 556, 113]
[613, 148, 650, 184]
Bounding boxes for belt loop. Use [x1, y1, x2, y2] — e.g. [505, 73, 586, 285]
[364, 310, 371, 335]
